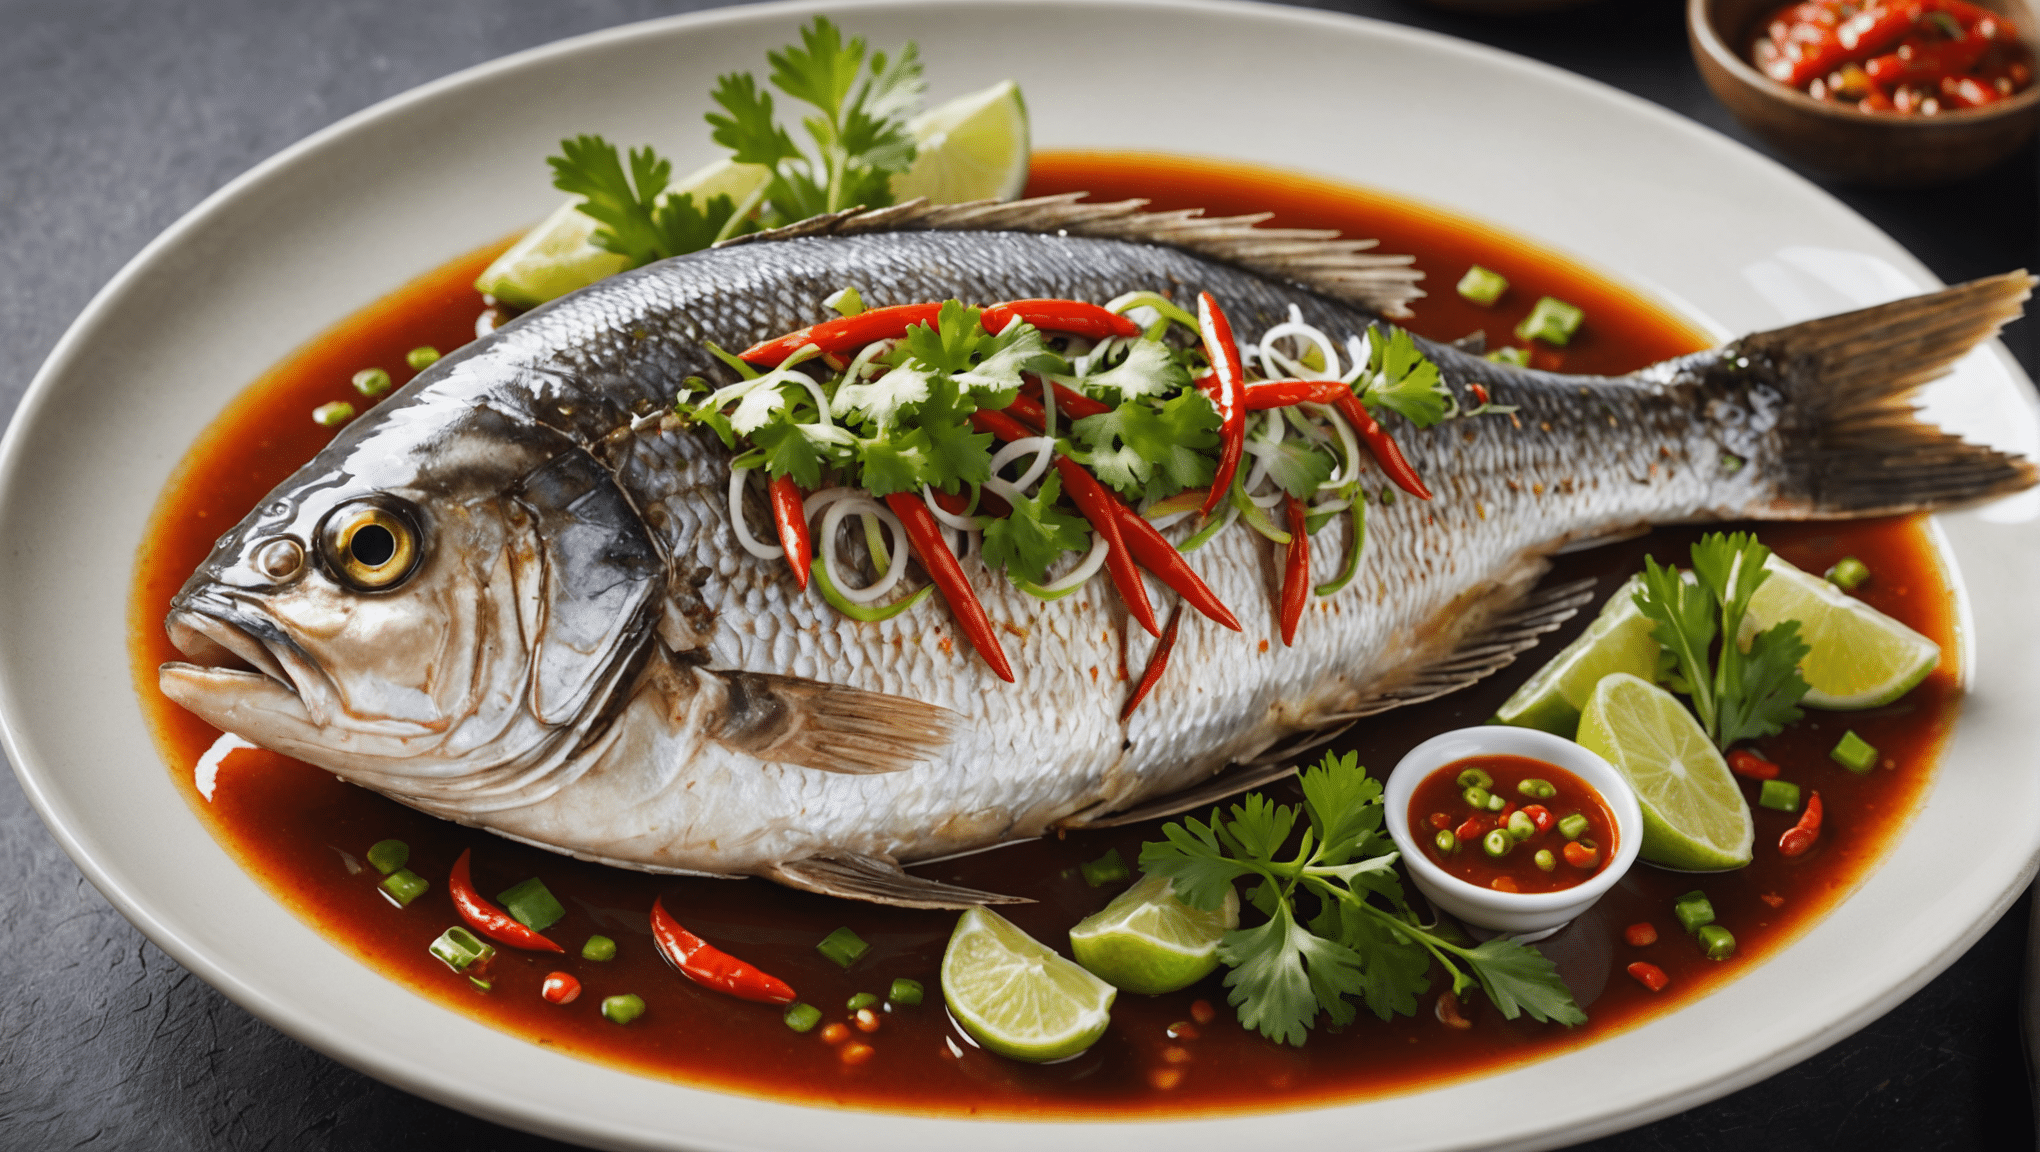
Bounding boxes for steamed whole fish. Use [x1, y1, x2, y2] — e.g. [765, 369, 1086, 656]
[157, 196, 2036, 907]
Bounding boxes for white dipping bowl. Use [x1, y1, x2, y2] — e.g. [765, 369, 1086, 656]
[1384, 726, 1644, 941]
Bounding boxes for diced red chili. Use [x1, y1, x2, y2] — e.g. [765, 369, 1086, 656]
[1627, 961, 1671, 992]
[1727, 748, 1781, 780]
[1624, 922, 1659, 948]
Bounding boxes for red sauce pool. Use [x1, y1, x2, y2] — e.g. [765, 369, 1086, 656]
[126, 151, 1962, 1116]
[1413, 757, 1617, 894]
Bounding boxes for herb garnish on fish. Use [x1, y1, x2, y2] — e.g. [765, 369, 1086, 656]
[1139, 752, 1585, 1045]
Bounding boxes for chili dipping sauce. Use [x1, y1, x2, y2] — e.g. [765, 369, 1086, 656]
[1413, 756, 1618, 894]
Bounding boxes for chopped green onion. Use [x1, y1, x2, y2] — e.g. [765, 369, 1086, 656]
[1456, 767, 1494, 790]
[1517, 778, 1556, 799]
[429, 925, 495, 972]
[887, 978, 924, 1007]
[1434, 829, 1459, 855]
[366, 839, 409, 876]
[1758, 779, 1802, 813]
[1673, 891, 1716, 935]
[581, 935, 617, 962]
[601, 993, 646, 1025]
[783, 1002, 823, 1032]
[469, 976, 493, 993]
[824, 286, 865, 317]
[1825, 556, 1870, 591]
[818, 927, 870, 968]
[1456, 265, 1509, 306]
[1482, 829, 1512, 858]
[352, 368, 392, 397]
[1558, 813, 1589, 840]
[1485, 792, 1506, 812]
[1831, 730, 1878, 774]
[381, 868, 428, 907]
[1696, 924, 1737, 960]
[846, 992, 879, 1012]
[1515, 297, 1584, 346]
[405, 346, 441, 370]
[496, 877, 565, 933]
[1533, 848, 1556, 873]
[1462, 785, 1493, 809]
[1313, 501, 1367, 598]
[1506, 810, 1536, 841]
[1485, 346, 1532, 367]
[1229, 481, 1292, 544]
[811, 560, 932, 621]
[313, 401, 356, 427]
[1081, 848, 1130, 888]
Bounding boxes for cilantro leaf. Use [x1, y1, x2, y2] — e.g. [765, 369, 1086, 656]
[1080, 338, 1190, 405]
[982, 470, 1090, 583]
[1070, 407, 1151, 496]
[1718, 618, 1811, 747]
[1334, 904, 1431, 1021]
[1137, 812, 1260, 913]
[1262, 439, 1337, 500]
[857, 432, 928, 497]
[1224, 792, 1298, 863]
[955, 324, 1063, 403]
[1362, 326, 1452, 428]
[916, 405, 993, 493]
[768, 16, 863, 121]
[902, 300, 987, 374]
[834, 362, 935, 434]
[706, 73, 802, 167]
[1299, 751, 1384, 865]
[548, 136, 674, 267]
[1219, 913, 1365, 1046]
[1460, 938, 1587, 1026]
[750, 419, 833, 490]
[1633, 554, 1720, 737]
[1121, 391, 1220, 496]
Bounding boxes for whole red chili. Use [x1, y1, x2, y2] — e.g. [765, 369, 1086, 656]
[1279, 495, 1309, 647]
[1779, 790, 1825, 857]
[982, 299, 1140, 342]
[1195, 292, 1247, 517]
[1335, 392, 1433, 500]
[1109, 502, 1241, 632]
[768, 474, 812, 591]
[650, 897, 797, 1004]
[1241, 378, 1349, 411]
[1121, 606, 1184, 721]
[1055, 458, 1161, 638]
[740, 302, 943, 366]
[882, 491, 1015, 681]
[448, 849, 564, 953]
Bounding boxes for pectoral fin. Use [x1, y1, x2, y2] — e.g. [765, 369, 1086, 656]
[769, 852, 1029, 909]
[695, 669, 956, 775]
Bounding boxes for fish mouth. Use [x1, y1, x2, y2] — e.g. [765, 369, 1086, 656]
[159, 597, 317, 723]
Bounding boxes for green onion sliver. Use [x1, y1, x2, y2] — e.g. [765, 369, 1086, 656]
[1558, 813, 1589, 840]
[405, 346, 441, 370]
[1081, 848, 1130, 888]
[312, 401, 356, 427]
[1696, 924, 1737, 960]
[469, 976, 492, 993]
[1314, 501, 1366, 597]
[1456, 265, 1509, 306]
[825, 285, 865, 317]
[1229, 482, 1291, 544]
[430, 926, 495, 972]
[1825, 556, 1870, 591]
[846, 991, 879, 1012]
[887, 978, 924, 1007]
[366, 839, 409, 876]
[352, 367, 393, 397]
[1456, 767, 1494, 790]
[1830, 730, 1878, 774]
[581, 935, 617, 962]
[1486, 346, 1531, 367]
[1758, 779, 1801, 813]
[1105, 290, 1199, 331]
[1515, 297, 1584, 347]
[381, 869, 428, 907]
[812, 560, 932, 621]
[496, 877, 566, 933]
[817, 927, 870, 968]
[783, 1002, 823, 1032]
[1673, 891, 1715, 935]
[1013, 575, 1090, 601]
[601, 994, 646, 1025]
[1533, 848, 1556, 872]
[1176, 501, 1238, 554]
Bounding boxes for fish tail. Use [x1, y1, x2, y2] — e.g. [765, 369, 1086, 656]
[1739, 270, 2037, 515]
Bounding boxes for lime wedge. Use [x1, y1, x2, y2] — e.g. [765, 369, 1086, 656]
[1743, 555, 1941, 710]
[942, 906, 1115, 1062]
[1577, 672, 1754, 871]
[1069, 874, 1238, 994]
[1494, 575, 1663, 737]
[474, 158, 771, 309]
[892, 80, 1031, 204]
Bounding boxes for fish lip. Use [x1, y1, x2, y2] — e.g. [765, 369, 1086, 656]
[163, 594, 305, 700]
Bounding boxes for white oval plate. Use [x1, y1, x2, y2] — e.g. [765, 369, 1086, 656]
[6, 2, 2036, 1150]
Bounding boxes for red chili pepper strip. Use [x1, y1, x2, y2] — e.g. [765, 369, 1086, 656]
[1195, 293, 1247, 517]
[971, 407, 1036, 443]
[1279, 495, 1309, 647]
[1121, 606, 1184, 721]
[650, 897, 797, 1004]
[739, 302, 943, 366]
[1624, 922, 1659, 948]
[1727, 748, 1781, 780]
[1865, 36, 1989, 85]
[1626, 961, 1671, 993]
[1521, 804, 1554, 833]
[1779, 790, 1824, 858]
[983, 299, 1141, 342]
[1334, 392, 1433, 500]
[1109, 501, 1241, 632]
[768, 475, 812, 591]
[448, 849, 564, 953]
[1454, 816, 1484, 842]
[882, 491, 1015, 681]
[1015, 379, 1112, 422]
[1001, 393, 1050, 431]
[1055, 457, 1161, 638]
[1242, 378, 1351, 410]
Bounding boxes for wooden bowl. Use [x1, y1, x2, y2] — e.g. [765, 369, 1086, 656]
[1689, 0, 2040, 185]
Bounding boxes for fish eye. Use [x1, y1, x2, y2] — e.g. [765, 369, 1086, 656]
[319, 500, 420, 591]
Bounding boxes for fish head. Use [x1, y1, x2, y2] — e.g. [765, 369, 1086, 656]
[159, 402, 665, 787]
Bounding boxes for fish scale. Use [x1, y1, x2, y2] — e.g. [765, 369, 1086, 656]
[156, 202, 2034, 905]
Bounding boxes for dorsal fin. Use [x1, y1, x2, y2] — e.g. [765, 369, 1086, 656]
[714, 194, 1424, 318]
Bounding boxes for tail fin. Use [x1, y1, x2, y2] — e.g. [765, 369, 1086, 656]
[1741, 270, 2037, 515]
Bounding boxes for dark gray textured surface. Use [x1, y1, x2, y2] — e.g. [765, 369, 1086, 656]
[2, 0, 2034, 1149]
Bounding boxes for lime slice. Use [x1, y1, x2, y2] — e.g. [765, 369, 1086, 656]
[942, 906, 1115, 1062]
[474, 158, 771, 309]
[892, 80, 1031, 204]
[1743, 555, 1941, 710]
[1494, 575, 1663, 737]
[1577, 672, 1754, 871]
[1069, 874, 1238, 994]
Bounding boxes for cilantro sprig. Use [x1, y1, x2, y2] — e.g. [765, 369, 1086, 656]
[1633, 532, 1812, 749]
[548, 17, 924, 268]
[1140, 752, 1585, 1046]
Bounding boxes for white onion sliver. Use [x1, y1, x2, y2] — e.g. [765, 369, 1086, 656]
[1146, 510, 1193, 532]
[820, 497, 910, 603]
[1317, 402, 1363, 489]
[1039, 532, 1110, 592]
[728, 468, 784, 560]
[922, 485, 986, 532]
[1256, 319, 1344, 382]
[989, 437, 1056, 494]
